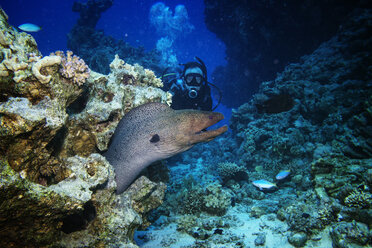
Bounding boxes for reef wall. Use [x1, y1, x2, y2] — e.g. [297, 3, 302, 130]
[68, 0, 162, 75]
[228, 9, 372, 246]
[0, 8, 170, 247]
[204, 0, 370, 107]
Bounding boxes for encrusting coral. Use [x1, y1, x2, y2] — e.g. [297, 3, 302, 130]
[176, 180, 231, 216]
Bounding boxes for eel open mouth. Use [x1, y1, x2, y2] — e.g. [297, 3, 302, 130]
[194, 125, 228, 142]
[192, 112, 228, 143]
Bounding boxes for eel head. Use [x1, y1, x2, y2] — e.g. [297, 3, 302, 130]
[151, 109, 228, 158]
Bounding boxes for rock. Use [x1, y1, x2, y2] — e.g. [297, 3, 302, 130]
[330, 221, 370, 248]
[288, 232, 308, 247]
[254, 232, 266, 246]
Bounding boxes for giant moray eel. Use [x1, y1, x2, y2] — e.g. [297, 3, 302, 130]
[105, 102, 228, 194]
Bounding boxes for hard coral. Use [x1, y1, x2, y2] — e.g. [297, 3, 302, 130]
[344, 189, 372, 209]
[52, 50, 90, 86]
[203, 183, 231, 216]
[109, 54, 163, 88]
[179, 186, 205, 214]
[217, 162, 246, 182]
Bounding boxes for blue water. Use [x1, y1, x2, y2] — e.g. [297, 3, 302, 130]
[1, 0, 226, 73]
[2, 0, 230, 121]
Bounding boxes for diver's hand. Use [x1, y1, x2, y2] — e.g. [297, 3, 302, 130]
[170, 79, 184, 93]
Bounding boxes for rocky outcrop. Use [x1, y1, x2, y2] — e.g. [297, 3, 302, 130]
[229, 10, 372, 247]
[0, 8, 169, 247]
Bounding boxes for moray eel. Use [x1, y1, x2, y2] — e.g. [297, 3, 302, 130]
[105, 102, 228, 194]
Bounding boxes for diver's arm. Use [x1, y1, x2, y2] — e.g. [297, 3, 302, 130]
[169, 79, 184, 95]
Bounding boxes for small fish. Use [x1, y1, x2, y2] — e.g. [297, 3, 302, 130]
[276, 170, 291, 180]
[18, 23, 42, 32]
[252, 179, 277, 190]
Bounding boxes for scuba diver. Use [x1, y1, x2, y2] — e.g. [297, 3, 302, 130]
[162, 57, 222, 111]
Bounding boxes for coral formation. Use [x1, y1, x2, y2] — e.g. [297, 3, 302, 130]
[174, 177, 232, 216]
[0, 8, 170, 247]
[203, 183, 232, 216]
[217, 161, 246, 182]
[344, 189, 372, 209]
[330, 221, 370, 248]
[51, 50, 90, 86]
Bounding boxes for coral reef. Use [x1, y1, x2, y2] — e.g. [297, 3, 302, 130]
[0, 8, 84, 184]
[226, 9, 372, 247]
[0, 8, 170, 247]
[139, 8, 372, 248]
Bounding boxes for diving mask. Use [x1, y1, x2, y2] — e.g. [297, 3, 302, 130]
[185, 73, 203, 86]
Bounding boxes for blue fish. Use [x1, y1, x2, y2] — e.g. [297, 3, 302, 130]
[18, 23, 42, 32]
[252, 179, 277, 190]
[276, 170, 291, 180]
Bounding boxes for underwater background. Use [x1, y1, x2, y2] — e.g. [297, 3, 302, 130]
[0, 0, 371, 247]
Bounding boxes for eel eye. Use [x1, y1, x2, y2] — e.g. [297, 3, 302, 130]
[150, 134, 160, 143]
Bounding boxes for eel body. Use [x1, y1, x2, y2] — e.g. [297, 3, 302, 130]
[104, 102, 228, 194]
